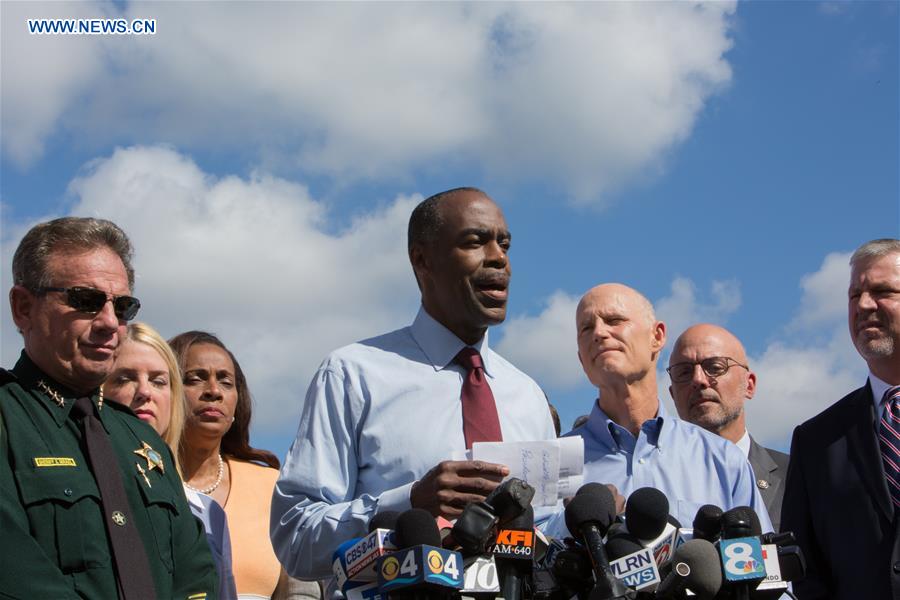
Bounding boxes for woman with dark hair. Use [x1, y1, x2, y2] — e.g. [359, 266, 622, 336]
[169, 331, 320, 600]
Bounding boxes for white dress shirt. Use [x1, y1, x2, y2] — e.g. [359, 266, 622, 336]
[270, 306, 556, 579]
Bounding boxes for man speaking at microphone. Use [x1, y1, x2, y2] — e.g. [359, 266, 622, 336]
[270, 188, 556, 585]
[545, 283, 772, 535]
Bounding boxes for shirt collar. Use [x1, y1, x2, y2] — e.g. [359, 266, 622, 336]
[582, 397, 669, 451]
[870, 372, 893, 412]
[734, 429, 751, 459]
[410, 305, 493, 376]
[11, 350, 99, 427]
[183, 485, 205, 511]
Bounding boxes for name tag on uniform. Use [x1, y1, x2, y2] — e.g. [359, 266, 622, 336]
[33, 457, 77, 467]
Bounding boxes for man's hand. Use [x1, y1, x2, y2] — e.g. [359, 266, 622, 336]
[606, 483, 626, 514]
[410, 460, 510, 519]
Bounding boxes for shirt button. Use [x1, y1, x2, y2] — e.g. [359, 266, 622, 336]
[893, 562, 900, 574]
[64, 488, 73, 496]
[638, 458, 646, 464]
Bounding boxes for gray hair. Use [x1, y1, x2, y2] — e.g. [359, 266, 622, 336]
[12, 217, 135, 290]
[850, 238, 900, 268]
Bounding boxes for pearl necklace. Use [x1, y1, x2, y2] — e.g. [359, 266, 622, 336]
[38, 379, 103, 410]
[185, 454, 225, 495]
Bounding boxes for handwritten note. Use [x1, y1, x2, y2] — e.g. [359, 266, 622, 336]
[471, 438, 584, 507]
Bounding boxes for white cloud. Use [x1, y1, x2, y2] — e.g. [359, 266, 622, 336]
[655, 276, 742, 345]
[789, 251, 851, 330]
[748, 332, 863, 450]
[496, 291, 582, 389]
[2, 2, 736, 203]
[747, 251, 865, 450]
[0, 2, 108, 166]
[1, 145, 421, 434]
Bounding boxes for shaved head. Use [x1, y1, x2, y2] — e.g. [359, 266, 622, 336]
[668, 323, 755, 443]
[672, 324, 749, 365]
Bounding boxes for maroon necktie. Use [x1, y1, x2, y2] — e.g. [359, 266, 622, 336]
[455, 347, 503, 449]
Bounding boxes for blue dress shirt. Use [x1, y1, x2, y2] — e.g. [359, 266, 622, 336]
[543, 399, 773, 538]
[271, 306, 556, 579]
[184, 487, 238, 600]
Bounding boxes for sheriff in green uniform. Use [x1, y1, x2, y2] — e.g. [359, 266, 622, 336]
[0, 217, 217, 599]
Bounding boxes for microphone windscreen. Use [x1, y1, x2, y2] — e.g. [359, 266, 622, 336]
[722, 506, 761, 538]
[692, 505, 723, 541]
[564, 490, 616, 537]
[670, 539, 722, 599]
[395, 508, 442, 548]
[485, 477, 535, 525]
[573, 482, 617, 524]
[624, 487, 669, 540]
[605, 533, 644, 560]
[368, 510, 400, 533]
[575, 482, 610, 497]
[503, 504, 535, 530]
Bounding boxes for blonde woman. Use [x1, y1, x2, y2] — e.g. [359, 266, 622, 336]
[104, 322, 238, 600]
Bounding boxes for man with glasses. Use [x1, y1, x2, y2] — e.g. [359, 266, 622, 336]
[0, 217, 217, 599]
[545, 283, 771, 533]
[668, 324, 789, 531]
[782, 239, 900, 599]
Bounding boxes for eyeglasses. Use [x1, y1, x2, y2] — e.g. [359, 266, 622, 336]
[36, 286, 141, 321]
[666, 356, 748, 384]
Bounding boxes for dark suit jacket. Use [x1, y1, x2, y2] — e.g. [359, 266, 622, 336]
[781, 383, 900, 600]
[748, 436, 789, 532]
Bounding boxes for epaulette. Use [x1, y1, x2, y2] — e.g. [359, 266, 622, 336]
[0, 369, 18, 386]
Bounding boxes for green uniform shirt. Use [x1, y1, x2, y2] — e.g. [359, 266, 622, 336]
[0, 352, 218, 600]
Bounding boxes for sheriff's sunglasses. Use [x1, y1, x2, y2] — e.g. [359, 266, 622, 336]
[36, 286, 141, 321]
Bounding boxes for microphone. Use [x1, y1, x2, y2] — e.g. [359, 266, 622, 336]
[606, 534, 661, 592]
[564, 486, 631, 600]
[370, 511, 401, 532]
[485, 477, 536, 525]
[624, 488, 668, 541]
[377, 509, 463, 599]
[451, 477, 535, 557]
[620, 487, 679, 567]
[340, 516, 399, 585]
[490, 505, 535, 600]
[692, 504, 724, 543]
[655, 539, 723, 600]
[718, 507, 767, 600]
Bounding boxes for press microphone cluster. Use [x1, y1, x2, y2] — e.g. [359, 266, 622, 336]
[331, 484, 806, 599]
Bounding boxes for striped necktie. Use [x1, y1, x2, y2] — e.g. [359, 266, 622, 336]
[877, 385, 900, 509]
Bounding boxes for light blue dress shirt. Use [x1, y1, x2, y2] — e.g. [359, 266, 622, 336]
[271, 306, 556, 579]
[184, 487, 238, 600]
[543, 399, 773, 538]
[869, 373, 892, 426]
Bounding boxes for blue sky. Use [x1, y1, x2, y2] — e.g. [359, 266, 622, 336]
[2, 1, 898, 460]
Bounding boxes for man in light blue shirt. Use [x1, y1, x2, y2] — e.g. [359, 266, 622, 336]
[545, 283, 772, 537]
[271, 188, 556, 581]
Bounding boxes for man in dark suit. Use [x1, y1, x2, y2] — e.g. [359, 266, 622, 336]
[668, 323, 789, 530]
[782, 238, 900, 599]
